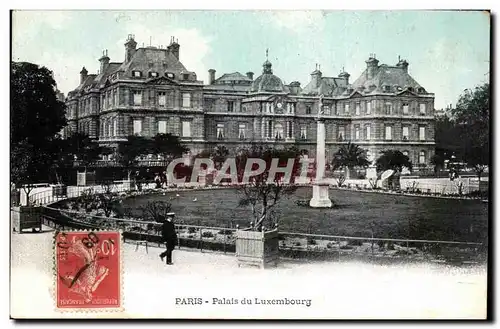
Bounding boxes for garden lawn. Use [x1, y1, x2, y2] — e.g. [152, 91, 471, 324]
[121, 187, 488, 243]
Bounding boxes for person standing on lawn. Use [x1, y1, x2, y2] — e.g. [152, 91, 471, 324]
[159, 213, 178, 265]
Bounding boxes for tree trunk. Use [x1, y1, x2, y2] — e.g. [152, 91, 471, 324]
[345, 167, 351, 180]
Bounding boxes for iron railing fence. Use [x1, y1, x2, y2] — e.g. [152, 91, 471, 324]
[37, 205, 486, 263]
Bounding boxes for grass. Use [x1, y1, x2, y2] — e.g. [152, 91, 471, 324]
[121, 187, 488, 243]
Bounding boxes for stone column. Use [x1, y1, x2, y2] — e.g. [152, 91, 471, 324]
[309, 117, 332, 208]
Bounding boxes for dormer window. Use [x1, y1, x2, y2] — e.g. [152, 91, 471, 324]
[418, 87, 426, 93]
[407, 87, 414, 92]
[165, 72, 175, 79]
[183, 73, 190, 80]
[396, 86, 403, 91]
[383, 85, 391, 92]
[149, 72, 159, 78]
[132, 71, 142, 78]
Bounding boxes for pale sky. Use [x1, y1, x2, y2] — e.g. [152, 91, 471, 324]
[12, 10, 490, 109]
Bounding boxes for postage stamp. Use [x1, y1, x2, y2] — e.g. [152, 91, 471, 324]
[54, 230, 122, 311]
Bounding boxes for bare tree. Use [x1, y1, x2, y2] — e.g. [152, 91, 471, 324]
[139, 200, 173, 222]
[236, 145, 300, 231]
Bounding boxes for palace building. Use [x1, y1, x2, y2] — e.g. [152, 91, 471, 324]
[64, 35, 435, 167]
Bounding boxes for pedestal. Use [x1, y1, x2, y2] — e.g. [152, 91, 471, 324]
[366, 166, 377, 180]
[309, 182, 332, 208]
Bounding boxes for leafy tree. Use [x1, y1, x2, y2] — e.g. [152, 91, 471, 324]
[236, 145, 301, 231]
[212, 145, 230, 170]
[115, 135, 153, 182]
[331, 142, 371, 179]
[452, 83, 490, 181]
[11, 62, 67, 190]
[60, 132, 112, 171]
[376, 150, 412, 173]
[430, 153, 446, 176]
[151, 133, 189, 162]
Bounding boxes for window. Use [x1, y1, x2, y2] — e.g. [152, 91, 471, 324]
[182, 93, 191, 108]
[385, 102, 393, 115]
[419, 126, 426, 140]
[355, 103, 361, 115]
[300, 125, 307, 140]
[133, 119, 142, 135]
[286, 121, 293, 138]
[238, 124, 246, 139]
[324, 106, 330, 115]
[385, 126, 392, 140]
[403, 126, 410, 140]
[420, 103, 426, 115]
[419, 151, 426, 164]
[403, 103, 409, 114]
[133, 90, 142, 105]
[113, 118, 118, 136]
[384, 85, 391, 92]
[365, 125, 371, 140]
[267, 120, 273, 138]
[165, 72, 175, 79]
[113, 90, 117, 106]
[366, 101, 372, 114]
[216, 123, 224, 139]
[182, 121, 191, 137]
[158, 120, 167, 134]
[306, 105, 312, 115]
[355, 125, 360, 140]
[287, 103, 295, 114]
[133, 71, 141, 78]
[338, 126, 345, 141]
[344, 103, 350, 114]
[275, 123, 284, 140]
[149, 72, 158, 78]
[108, 119, 113, 137]
[183, 74, 190, 80]
[227, 101, 234, 112]
[158, 92, 166, 107]
[403, 151, 409, 157]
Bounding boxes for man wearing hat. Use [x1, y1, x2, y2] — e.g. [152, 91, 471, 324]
[159, 212, 178, 265]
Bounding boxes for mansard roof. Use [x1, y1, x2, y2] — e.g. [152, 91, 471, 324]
[350, 64, 426, 94]
[301, 76, 348, 96]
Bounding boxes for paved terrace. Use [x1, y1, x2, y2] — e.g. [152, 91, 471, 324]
[11, 227, 487, 319]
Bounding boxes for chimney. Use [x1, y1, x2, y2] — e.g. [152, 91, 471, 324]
[365, 53, 379, 79]
[208, 69, 216, 85]
[99, 49, 110, 74]
[80, 67, 88, 84]
[339, 68, 350, 85]
[396, 58, 409, 73]
[169, 36, 180, 60]
[289, 81, 301, 94]
[124, 34, 137, 62]
[246, 72, 254, 80]
[311, 64, 322, 88]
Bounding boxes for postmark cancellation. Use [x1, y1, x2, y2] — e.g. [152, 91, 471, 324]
[53, 230, 123, 312]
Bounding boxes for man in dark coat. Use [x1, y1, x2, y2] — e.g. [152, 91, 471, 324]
[159, 213, 178, 265]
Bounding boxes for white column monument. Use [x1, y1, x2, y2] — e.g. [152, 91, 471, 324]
[309, 94, 333, 208]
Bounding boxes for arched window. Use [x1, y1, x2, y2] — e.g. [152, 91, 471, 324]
[419, 151, 426, 164]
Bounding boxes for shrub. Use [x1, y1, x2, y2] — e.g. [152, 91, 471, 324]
[307, 238, 317, 245]
[326, 242, 335, 249]
[188, 227, 197, 234]
[348, 239, 363, 246]
[218, 229, 233, 235]
[387, 242, 395, 250]
[294, 241, 301, 247]
[377, 240, 385, 249]
[202, 231, 215, 238]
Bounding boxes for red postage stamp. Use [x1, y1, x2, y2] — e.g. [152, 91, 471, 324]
[54, 230, 122, 311]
